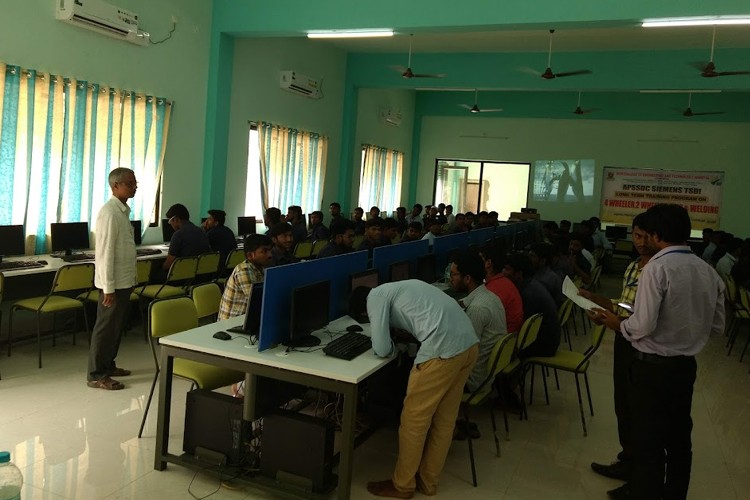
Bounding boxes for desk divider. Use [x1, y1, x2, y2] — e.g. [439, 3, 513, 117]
[468, 227, 495, 247]
[259, 250, 369, 351]
[371, 239, 430, 285]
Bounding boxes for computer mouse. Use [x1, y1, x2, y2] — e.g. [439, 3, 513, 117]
[37, 260, 48, 265]
[346, 324, 363, 333]
[213, 331, 231, 341]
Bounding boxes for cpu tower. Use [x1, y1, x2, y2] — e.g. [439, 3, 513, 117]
[183, 389, 247, 466]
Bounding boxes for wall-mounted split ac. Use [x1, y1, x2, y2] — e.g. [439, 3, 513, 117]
[56, 0, 150, 46]
[380, 109, 403, 126]
[279, 71, 323, 99]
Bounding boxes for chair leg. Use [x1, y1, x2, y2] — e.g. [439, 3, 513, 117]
[529, 365, 535, 405]
[489, 406, 501, 457]
[8, 307, 15, 357]
[725, 317, 737, 347]
[82, 303, 90, 344]
[138, 369, 160, 438]
[574, 374, 587, 437]
[496, 379, 510, 440]
[464, 405, 477, 487]
[37, 311, 43, 369]
[554, 369, 560, 390]
[542, 367, 550, 405]
[584, 372, 594, 416]
[739, 331, 750, 363]
[519, 368, 529, 420]
[727, 320, 740, 355]
[564, 325, 573, 350]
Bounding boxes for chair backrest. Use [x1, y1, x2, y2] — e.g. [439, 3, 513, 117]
[136, 259, 152, 286]
[739, 286, 750, 311]
[196, 252, 221, 277]
[517, 313, 543, 351]
[353, 235, 364, 248]
[149, 296, 199, 340]
[166, 256, 198, 284]
[52, 263, 95, 294]
[0, 271, 4, 302]
[225, 248, 245, 270]
[311, 239, 328, 257]
[724, 275, 738, 304]
[577, 324, 608, 370]
[191, 282, 222, 320]
[293, 241, 313, 259]
[557, 298, 573, 324]
[465, 334, 516, 405]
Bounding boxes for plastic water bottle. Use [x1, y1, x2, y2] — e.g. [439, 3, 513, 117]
[0, 451, 22, 500]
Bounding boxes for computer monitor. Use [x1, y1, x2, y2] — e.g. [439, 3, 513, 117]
[50, 222, 90, 255]
[0, 225, 25, 256]
[389, 260, 410, 282]
[605, 225, 628, 240]
[237, 216, 256, 236]
[349, 269, 379, 292]
[228, 283, 264, 336]
[416, 254, 437, 283]
[286, 280, 330, 348]
[130, 220, 142, 245]
[162, 218, 176, 243]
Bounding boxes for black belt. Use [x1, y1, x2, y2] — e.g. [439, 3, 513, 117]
[633, 350, 693, 365]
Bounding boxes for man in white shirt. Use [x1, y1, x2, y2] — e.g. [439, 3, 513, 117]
[716, 237, 742, 281]
[87, 168, 138, 390]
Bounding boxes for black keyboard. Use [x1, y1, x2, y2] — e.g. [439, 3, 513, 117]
[0, 261, 45, 271]
[61, 253, 95, 262]
[323, 332, 372, 361]
[136, 248, 162, 256]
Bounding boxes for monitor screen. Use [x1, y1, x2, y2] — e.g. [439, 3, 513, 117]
[0, 225, 25, 256]
[350, 269, 379, 292]
[130, 220, 142, 245]
[162, 218, 176, 243]
[50, 222, 90, 253]
[287, 280, 330, 347]
[389, 260, 410, 282]
[237, 216, 256, 236]
[416, 254, 437, 283]
[242, 283, 264, 335]
[605, 225, 628, 240]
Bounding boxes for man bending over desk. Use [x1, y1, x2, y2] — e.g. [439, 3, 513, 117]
[350, 280, 478, 498]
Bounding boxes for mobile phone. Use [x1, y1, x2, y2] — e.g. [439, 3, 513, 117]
[617, 302, 634, 313]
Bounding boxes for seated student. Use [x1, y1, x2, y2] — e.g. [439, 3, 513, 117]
[317, 220, 355, 258]
[589, 216, 613, 251]
[542, 221, 559, 244]
[488, 211, 500, 227]
[369, 206, 382, 221]
[503, 253, 561, 359]
[329, 202, 343, 225]
[479, 244, 524, 334]
[405, 203, 423, 224]
[380, 217, 400, 245]
[357, 218, 383, 253]
[445, 204, 455, 225]
[400, 221, 423, 243]
[285, 205, 308, 246]
[308, 210, 330, 242]
[448, 213, 470, 233]
[528, 243, 565, 307]
[569, 233, 593, 284]
[203, 209, 237, 266]
[421, 217, 442, 245]
[218, 234, 273, 320]
[163, 203, 211, 272]
[716, 237, 742, 281]
[464, 211, 476, 229]
[395, 207, 408, 234]
[263, 207, 283, 233]
[268, 223, 299, 266]
[434, 203, 448, 225]
[352, 207, 366, 235]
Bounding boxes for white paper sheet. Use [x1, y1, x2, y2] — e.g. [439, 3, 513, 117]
[562, 275, 600, 311]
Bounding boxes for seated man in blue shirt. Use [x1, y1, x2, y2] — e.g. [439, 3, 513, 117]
[268, 223, 299, 266]
[163, 203, 211, 272]
[357, 218, 383, 254]
[316, 220, 355, 259]
[203, 209, 237, 267]
[350, 280, 479, 498]
[307, 210, 330, 242]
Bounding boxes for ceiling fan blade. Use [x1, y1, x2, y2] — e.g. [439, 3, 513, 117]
[459, 104, 473, 110]
[411, 73, 446, 78]
[715, 70, 750, 76]
[478, 108, 503, 113]
[554, 69, 593, 78]
[690, 111, 725, 116]
[574, 107, 599, 115]
[390, 65, 408, 73]
[518, 66, 541, 76]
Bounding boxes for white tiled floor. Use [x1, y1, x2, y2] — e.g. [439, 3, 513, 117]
[1, 274, 749, 499]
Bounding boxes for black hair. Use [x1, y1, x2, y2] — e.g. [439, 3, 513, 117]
[383, 217, 399, 229]
[330, 219, 354, 238]
[632, 212, 647, 229]
[529, 242, 554, 266]
[640, 204, 691, 244]
[207, 209, 226, 226]
[413, 203, 423, 210]
[408, 221, 423, 231]
[480, 243, 506, 274]
[451, 253, 485, 285]
[329, 202, 341, 209]
[166, 203, 189, 221]
[268, 222, 293, 238]
[365, 218, 383, 229]
[311, 210, 324, 219]
[425, 217, 441, 228]
[244, 233, 273, 252]
[505, 253, 534, 278]
[265, 207, 282, 225]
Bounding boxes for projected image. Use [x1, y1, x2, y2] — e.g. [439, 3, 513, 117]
[533, 160, 595, 203]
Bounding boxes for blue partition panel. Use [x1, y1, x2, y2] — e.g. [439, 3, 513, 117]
[432, 232, 470, 278]
[258, 250, 368, 351]
[371, 239, 430, 284]
[469, 227, 495, 246]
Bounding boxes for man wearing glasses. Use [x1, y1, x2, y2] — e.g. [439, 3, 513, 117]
[162, 203, 211, 272]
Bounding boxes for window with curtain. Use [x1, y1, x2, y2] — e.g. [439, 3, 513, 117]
[246, 122, 328, 217]
[358, 144, 403, 212]
[0, 61, 172, 254]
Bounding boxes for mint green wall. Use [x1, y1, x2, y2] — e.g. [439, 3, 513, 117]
[0, 0, 212, 244]
[417, 116, 750, 235]
[222, 38, 348, 220]
[352, 89, 416, 212]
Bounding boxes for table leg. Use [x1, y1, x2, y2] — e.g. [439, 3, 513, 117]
[338, 383, 358, 500]
[154, 350, 174, 470]
[242, 373, 256, 422]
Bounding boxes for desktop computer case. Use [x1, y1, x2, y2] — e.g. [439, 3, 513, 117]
[184, 389, 247, 466]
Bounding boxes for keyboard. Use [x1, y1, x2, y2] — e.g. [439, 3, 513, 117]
[61, 253, 95, 262]
[323, 332, 372, 361]
[136, 248, 162, 256]
[0, 260, 45, 271]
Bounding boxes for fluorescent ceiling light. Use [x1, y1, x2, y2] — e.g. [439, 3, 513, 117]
[642, 16, 750, 27]
[307, 30, 394, 39]
[640, 89, 722, 94]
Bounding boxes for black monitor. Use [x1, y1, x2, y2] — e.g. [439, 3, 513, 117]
[350, 269, 379, 292]
[389, 260, 410, 282]
[286, 280, 330, 348]
[130, 220, 142, 245]
[50, 222, 90, 255]
[228, 283, 264, 336]
[605, 225, 628, 240]
[416, 254, 437, 283]
[237, 216, 256, 236]
[162, 218, 176, 243]
[0, 225, 25, 256]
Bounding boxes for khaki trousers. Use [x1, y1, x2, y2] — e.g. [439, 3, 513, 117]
[392, 344, 479, 493]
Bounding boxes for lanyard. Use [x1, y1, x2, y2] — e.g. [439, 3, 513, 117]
[652, 248, 694, 262]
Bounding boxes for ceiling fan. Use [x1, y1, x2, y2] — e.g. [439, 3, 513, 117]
[572, 91, 598, 115]
[459, 89, 503, 113]
[524, 29, 592, 79]
[694, 27, 750, 78]
[678, 93, 725, 117]
[390, 34, 446, 79]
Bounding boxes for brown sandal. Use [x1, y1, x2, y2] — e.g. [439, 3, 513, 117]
[87, 376, 124, 390]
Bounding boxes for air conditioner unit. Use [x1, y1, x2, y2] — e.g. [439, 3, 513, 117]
[279, 71, 322, 99]
[56, 0, 150, 47]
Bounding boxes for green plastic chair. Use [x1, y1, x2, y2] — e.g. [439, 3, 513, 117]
[138, 256, 198, 300]
[138, 296, 243, 438]
[293, 241, 313, 259]
[498, 313, 543, 421]
[194, 251, 221, 284]
[310, 239, 328, 257]
[190, 282, 222, 322]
